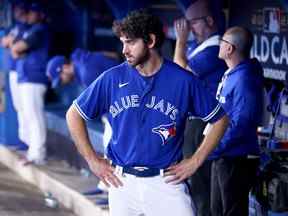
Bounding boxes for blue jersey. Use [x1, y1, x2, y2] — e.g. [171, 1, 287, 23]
[187, 34, 227, 96]
[74, 59, 224, 168]
[17, 23, 49, 84]
[212, 58, 264, 158]
[5, 22, 28, 71]
[73, 51, 119, 87]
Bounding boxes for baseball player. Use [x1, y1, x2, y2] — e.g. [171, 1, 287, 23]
[11, 3, 49, 165]
[46, 48, 120, 203]
[1, 2, 29, 146]
[46, 49, 120, 88]
[66, 10, 228, 216]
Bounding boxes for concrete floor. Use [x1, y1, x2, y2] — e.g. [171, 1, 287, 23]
[0, 163, 75, 216]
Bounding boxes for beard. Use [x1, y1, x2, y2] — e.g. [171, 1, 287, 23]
[126, 46, 150, 68]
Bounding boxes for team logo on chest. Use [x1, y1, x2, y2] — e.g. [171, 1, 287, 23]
[152, 122, 176, 145]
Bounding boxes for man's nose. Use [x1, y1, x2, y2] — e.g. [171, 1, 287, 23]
[122, 44, 130, 55]
[122, 44, 127, 55]
[189, 25, 195, 34]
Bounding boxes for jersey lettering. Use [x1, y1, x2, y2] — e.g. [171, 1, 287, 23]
[170, 109, 178, 121]
[110, 95, 179, 120]
[131, 94, 140, 107]
[121, 96, 131, 109]
[153, 99, 165, 113]
[109, 95, 140, 118]
[145, 96, 178, 121]
[145, 96, 156, 108]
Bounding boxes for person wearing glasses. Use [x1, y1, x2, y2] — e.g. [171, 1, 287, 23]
[173, 0, 227, 215]
[214, 26, 264, 216]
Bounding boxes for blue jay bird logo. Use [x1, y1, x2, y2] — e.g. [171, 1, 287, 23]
[152, 123, 176, 145]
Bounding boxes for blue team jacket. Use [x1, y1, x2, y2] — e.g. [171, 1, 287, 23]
[212, 58, 264, 158]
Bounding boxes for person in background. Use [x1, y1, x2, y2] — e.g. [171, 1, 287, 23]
[46, 48, 120, 205]
[213, 26, 264, 216]
[66, 10, 228, 216]
[11, 3, 50, 165]
[1, 2, 29, 147]
[173, 0, 227, 215]
[46, 48, 120, 88]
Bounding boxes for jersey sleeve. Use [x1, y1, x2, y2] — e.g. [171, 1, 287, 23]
[189, 77, 225, 123]
[73, 73, 109, 121]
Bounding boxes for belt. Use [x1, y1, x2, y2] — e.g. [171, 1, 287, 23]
[112, 163, 164, 177]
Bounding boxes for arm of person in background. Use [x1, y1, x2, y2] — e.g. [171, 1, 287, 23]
[173, 18, 191, 70]
[165, 114, 229, 184]
[11, 25, 45, 59]
[1, 35, 13, 48]
[11, 40, 28, 59]
[66, 104, 123, 188]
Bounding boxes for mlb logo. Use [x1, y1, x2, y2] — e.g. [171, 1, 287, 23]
[263, 8, 281, 34]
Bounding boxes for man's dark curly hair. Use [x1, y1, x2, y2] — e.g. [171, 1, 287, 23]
[112, 9, 165, 49]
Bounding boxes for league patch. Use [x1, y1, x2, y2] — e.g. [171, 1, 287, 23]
[152, 122, 176, 145]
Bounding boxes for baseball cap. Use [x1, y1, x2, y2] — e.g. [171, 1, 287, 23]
[46, 56, 66, 88]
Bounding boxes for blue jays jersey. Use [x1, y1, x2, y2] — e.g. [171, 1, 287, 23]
[187, 34, 227, 96]
[74, 59, 224, 168]
[17, 23, 49, 84]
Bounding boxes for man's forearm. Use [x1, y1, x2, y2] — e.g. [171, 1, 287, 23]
[66, 104, 99, 162]
[164, 115, 229, 184]
[11, 40, 28, 59]
[66, 104, 123, 187]
[173, 39, 188, 69]
[192, 115, 229, 165]
[1, 36, 10, 48]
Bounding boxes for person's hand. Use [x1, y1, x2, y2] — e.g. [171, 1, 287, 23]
[87, 157, 123, 188]
[164, 157, 202, 184]
[174, 18, 189, 42]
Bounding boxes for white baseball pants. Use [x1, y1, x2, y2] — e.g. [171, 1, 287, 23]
[9, 71, 28, 143]
[18, 82, 47, 163]
[109, 170, 196, 216]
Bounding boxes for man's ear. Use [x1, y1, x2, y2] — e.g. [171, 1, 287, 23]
[205, 16, 214, 27]
[147, 33, 156, 49]
[226, 43, 235, 58]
